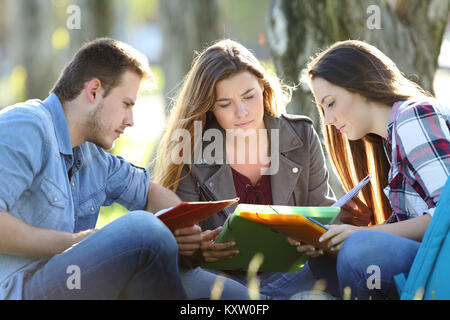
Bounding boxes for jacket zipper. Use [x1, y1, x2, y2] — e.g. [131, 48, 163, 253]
[196, 181, 233, 217]
[197, 181, 217, 201]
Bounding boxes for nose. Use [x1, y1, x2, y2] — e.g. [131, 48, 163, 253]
[124, 108, 134, 127]
[235, 100, 249, 118]
[323, 108, 335, 126]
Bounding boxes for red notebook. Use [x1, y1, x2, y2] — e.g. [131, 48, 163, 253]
[156, 198, 239, 231]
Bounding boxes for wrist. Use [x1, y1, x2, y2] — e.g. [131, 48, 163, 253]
[30, 228, 75, 257]
[356, 225, 370, 232]
[53, 230, 78, 254]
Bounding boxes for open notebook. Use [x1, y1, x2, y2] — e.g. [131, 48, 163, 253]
[155, 198, 239, 231]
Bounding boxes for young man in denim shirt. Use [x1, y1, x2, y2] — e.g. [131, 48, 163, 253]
[0, 38, 201, 299]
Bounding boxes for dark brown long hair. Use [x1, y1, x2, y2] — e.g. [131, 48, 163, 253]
[305, 40, 431, 224]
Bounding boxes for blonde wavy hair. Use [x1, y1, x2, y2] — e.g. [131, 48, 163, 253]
[153, 39, 291, 191]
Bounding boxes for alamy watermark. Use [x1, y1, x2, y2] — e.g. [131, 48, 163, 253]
[66, 5, 81, 30]
[344, 265, 382, 299]
[170, 121, 280, 175]
[366, 264, 381, 290]
[66, 265, 81, 290]
[367, 5, 382, 30]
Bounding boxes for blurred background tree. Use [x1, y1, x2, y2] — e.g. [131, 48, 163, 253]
[266, 0, 450, 126]
[266, 0, 450, 196]
[159, 0, 221, 113]
[1, 0, 112, 101]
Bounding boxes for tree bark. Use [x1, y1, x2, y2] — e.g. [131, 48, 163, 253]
[159, 0, 222, 113]
[266, 0, 450, 196]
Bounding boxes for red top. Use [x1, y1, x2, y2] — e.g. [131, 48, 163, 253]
[231, 167, 273, 205]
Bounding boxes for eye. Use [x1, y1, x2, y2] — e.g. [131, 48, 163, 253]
[218, 102, 231, 108]
[327, 101, 335, 108]
[244, 95, 254, 100]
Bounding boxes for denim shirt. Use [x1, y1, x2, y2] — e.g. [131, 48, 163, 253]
[0, 94, 151, 299]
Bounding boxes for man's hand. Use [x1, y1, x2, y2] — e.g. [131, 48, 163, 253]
[70, 228, 97, 247]
[174, 225, 202, 256]
[0, 210, 98, 257]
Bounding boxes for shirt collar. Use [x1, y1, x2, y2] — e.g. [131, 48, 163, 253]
[386, 100, 404, 144]
[42, 93, 73, 156]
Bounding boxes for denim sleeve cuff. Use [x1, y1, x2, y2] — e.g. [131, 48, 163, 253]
[0, 198, 7, 212]
[117, 165, 151, 211]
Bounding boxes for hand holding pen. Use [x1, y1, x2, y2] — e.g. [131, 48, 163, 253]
[289, 175, 373, 255]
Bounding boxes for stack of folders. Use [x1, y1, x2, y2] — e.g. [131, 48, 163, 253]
[156, 175, 371, 273]
[202, 204, 340, 273]
[203, 175, 371, 273]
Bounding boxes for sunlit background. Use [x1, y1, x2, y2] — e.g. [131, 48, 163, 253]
[0, 0, 449, 228]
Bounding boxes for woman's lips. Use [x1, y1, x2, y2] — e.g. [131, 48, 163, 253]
[338, 125, 345, 133]
[235, 120, 253, 128]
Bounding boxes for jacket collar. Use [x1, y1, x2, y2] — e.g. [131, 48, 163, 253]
[264, 113, 305, 153]
[191, 113, 305, 208]
[265, 114, 305, 205]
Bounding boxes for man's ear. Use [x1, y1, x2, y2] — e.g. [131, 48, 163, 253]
[85, 78, 103, 103]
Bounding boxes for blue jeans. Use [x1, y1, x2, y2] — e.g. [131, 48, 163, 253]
[23, 211, 187, 299]
[180, 263, 319, 300]
[309, 230, 420, 300]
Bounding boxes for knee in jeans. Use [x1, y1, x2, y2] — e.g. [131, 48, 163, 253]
[338, 231, 384, 268]
[122, 210, 178, 255]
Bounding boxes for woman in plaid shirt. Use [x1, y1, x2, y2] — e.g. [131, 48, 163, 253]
[300, 40, 450, 299]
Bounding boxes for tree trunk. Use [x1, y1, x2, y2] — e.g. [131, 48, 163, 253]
[267, 0, 449, 120]
[266, 0, 450, 196]
[63, 0, 113, 80]
[68, 0, 112, 51]
[3, 0, 112, 102]
[4, 0, 54, 100]
[159, 0, 222, 113]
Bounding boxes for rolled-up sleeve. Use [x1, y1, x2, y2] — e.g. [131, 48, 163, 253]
[104, 154, 151, 211]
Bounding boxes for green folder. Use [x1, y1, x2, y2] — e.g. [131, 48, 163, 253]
[201, 204, 340, 273]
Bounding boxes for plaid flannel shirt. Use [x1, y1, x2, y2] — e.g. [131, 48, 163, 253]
[383, 99, 450, 223]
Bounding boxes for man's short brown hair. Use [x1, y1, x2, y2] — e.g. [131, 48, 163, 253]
[52, 38, 153, 104]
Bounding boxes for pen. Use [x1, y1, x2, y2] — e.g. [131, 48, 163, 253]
[332, 175, 371, 207]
